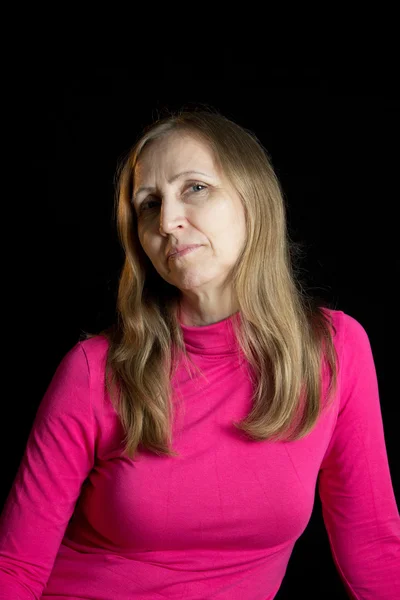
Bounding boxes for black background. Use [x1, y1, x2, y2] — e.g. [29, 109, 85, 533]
[3, 65, 398, 598]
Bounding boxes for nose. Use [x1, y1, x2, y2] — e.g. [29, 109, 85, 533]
[158, 196, 186, 235]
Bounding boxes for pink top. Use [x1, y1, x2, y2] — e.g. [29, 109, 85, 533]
[0, 309, 399, 599]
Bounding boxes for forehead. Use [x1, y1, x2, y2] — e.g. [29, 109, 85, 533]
[134, 132, 218, 181]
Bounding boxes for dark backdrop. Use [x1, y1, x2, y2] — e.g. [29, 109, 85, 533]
[3, 67, 397, 599]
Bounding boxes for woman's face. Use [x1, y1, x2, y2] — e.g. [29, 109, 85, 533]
[132, 132, 247, 303]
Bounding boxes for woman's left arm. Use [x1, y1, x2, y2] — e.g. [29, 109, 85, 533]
[318, 312, 400, 600]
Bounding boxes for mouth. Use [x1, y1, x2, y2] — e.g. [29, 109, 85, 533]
[168, 245, 202, 259]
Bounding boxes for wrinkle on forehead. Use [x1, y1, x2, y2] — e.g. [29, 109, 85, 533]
[134, 131, 220, 187]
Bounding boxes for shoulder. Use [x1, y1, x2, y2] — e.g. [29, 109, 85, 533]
[319, 308, 375, 380]
[76, 335, 110, 379]
[320, 307, 371, 347]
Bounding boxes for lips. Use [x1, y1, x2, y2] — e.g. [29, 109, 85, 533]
[167, 244, 202, 258]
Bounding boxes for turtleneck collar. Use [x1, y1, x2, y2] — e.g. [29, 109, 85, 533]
[179, 311, 242, 356]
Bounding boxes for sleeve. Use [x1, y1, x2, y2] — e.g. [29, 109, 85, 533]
[0, 342, 96, 600]
[318, 313, 400, 599]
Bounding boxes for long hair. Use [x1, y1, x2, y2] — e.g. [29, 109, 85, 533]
[83, 108, 338, 461]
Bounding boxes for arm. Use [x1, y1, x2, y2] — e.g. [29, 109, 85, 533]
[318, 313, 400, 599]
[0, 343, 96, 599]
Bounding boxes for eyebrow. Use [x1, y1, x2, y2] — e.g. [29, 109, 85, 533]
[133, 171, 212, 202]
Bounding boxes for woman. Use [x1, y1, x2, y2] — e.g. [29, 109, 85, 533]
[1, 109, 399, 599]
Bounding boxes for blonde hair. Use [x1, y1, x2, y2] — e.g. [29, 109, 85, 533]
[83, 108, 338, 461]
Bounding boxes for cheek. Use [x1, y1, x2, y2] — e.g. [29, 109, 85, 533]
[139, 228, 154, 249]
[143, 236, 165, 264]
[208, 205, 243, 238]
[216, 213, 246, 256]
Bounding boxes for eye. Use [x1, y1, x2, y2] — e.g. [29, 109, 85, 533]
[189, 183, 207, 193]
[138, 183, 207, 214]
[139, 197, 159, 212]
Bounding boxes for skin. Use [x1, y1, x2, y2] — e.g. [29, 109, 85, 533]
[132, 132, 247, 327]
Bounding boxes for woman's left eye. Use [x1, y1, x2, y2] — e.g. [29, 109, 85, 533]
[189, 184, 206, 193]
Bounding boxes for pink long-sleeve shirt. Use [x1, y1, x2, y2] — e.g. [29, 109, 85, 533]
[0, 309, 399, 599]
